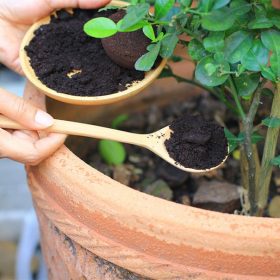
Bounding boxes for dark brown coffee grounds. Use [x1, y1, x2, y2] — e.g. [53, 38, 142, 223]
[25, 9, 145, 97]
[165, 115, 228, 169]
[101, 10, 150, 69]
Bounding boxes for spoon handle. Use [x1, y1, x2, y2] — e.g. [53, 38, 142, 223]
[0, 115, 148, 147]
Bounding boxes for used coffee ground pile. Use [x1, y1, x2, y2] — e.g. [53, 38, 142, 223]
[101, 10, 150, 69]
[25, 9, 144, 97]
[165, 115, 228, 169]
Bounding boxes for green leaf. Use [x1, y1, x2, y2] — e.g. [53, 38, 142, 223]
[170, 55, 183, 62]
[135, 42, 161, 71]
[259, 0, 272, 9]
[188, 39, 208, 61]
[111, 114, 129, 129]
[198, 0, 215, 12]
[251, 133, 264, 144]
[158, 66, 174, 79]
[203, 32, 225, 53]
[198, 0, 230, 12]
[248, 15, 273, 29]
[98, 5, 119, 12]
[234, 73, 260, 99]
[157, 32, 165, 41]
[155, 0, 175, 20]
[178, 0, 192, 7]
[262, 117, 280, 128]
[224, 128, 239, 153]
[261, 66, 277, 82]
[269, 11, 280, 29]
[224, 31, 253, 64]
[261, 30, 280, 52]
[117, 19, 147, 32]
[229, 1, 251, 16]
[160, 6, 180, 22]
[202, 7, 236, 31]
[241, 39, 269, 72]
[261, 88, 274, 98]
[271, 156, 280, 167]
[237, 132, 264, 144]
[119, 3, 150, 31]
[195, 55, 230, 87]
[214, 52, 225, 63]
[83, 17, 117, 38]
[143, 25, 156, 41]
[212, 0, 230, 9]
[98, 140, 126, 165]
[160, 33, 178, 57]
[270, 53, 280, 77]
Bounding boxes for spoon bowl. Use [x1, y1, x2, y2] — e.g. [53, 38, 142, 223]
[0, 116, 228, 173]
[19, 1, 167, 105]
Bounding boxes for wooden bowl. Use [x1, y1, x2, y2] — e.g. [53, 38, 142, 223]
[19, 0, 167, 105]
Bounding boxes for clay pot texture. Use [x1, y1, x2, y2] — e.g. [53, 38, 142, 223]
[25, 57, 280, 279]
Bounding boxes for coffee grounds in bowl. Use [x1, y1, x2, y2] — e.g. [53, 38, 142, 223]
[25, 9, 144, 97]
[164, 115, 228, 169]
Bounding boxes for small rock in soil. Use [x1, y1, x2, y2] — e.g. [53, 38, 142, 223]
[268, 196, 280, 218]
[144, 180, 173, 200]
[147, 105, 162, 130]
[157, 161, 189, 187]
[192, 180, 241, 213]
[113, 165, 132, 185]
[181, 195, 191, 206]
[128, 155, 141, 164]
[138, 177, 156, 190]
[191, 168, 223, 180]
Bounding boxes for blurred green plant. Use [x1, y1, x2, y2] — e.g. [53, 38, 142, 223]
[98, 114, 128, 165]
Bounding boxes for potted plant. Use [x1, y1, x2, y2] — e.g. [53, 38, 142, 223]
[23, 0, 280, 278]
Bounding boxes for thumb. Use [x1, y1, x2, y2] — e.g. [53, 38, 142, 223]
[46, 0, 111, 10]
[0, 88, 54, 129]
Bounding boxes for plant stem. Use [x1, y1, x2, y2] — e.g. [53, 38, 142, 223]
[228, 76, 246, 119]
[256, 82, 280, 216]
[242, 85, 262, 215]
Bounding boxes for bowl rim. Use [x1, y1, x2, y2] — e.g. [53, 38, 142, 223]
[19, 0, 167, 105]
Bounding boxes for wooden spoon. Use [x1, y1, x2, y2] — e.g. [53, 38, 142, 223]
[0, 116, 228, 173]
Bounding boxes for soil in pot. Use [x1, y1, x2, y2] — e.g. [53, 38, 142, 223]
[65, 92, 279, 216]
[25, 9, 145, 97]
[69, 93, 241, 214]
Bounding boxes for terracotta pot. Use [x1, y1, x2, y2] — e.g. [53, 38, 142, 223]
[25, 57, 280, 279]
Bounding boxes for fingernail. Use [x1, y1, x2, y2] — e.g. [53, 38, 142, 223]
[35, 110, 54, 127]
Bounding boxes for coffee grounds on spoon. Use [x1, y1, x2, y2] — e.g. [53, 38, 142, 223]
[164, 115, 228, 170]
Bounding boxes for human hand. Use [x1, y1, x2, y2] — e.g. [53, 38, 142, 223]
[0, 83, 66, 165]
[0, 0, 110, 74]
